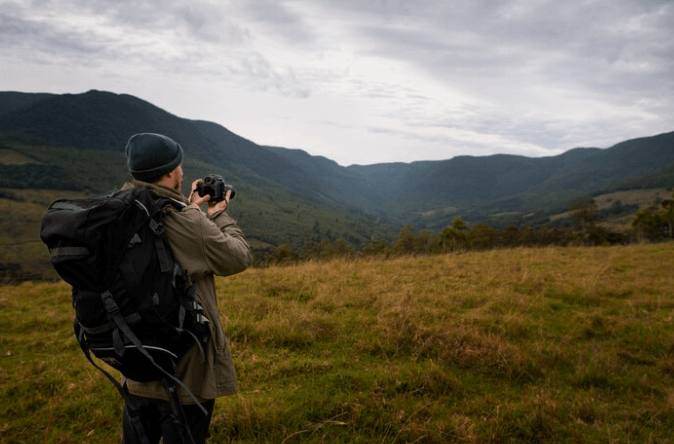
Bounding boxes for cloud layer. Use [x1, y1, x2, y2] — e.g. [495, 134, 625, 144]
[2, 0, 673, 165]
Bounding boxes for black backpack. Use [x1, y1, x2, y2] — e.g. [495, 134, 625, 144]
[40, 187, 210, 409]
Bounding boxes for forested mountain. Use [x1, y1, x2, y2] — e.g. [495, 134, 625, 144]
[1, 89, 673, 237]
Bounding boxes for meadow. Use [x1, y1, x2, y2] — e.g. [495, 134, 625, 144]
[2, 244, 674, 443]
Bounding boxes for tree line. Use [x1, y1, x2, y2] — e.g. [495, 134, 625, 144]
[252, 190, 674, 267]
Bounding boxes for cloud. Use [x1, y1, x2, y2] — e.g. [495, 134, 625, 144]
[1, 0, 673, 165]
[0, 10, 108, 64]
[341, 0, 674, 154]
[235, 0, 314, 44]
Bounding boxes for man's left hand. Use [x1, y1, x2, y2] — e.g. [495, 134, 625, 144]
[206, 190, 231, 216]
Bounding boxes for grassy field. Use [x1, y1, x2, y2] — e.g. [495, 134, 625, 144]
[2, 244, 674, 443]
[549, 188, 670, 232]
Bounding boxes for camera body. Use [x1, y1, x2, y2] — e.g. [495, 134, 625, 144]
[195, 174, 236, 202]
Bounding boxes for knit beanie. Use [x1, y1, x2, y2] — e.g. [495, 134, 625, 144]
[125, 133, 184, 182]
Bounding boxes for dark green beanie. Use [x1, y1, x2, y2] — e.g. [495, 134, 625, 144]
[125, 133, 184, 182]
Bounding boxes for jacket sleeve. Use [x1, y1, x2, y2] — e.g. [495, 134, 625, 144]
[162, 205, 252, 279]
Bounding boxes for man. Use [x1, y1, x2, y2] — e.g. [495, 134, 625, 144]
[121, 133, 252, 443]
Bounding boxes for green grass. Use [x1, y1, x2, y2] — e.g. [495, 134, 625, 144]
[2, 245, 674, 442]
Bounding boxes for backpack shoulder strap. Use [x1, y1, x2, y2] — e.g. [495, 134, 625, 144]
[139, 189, 187, 215]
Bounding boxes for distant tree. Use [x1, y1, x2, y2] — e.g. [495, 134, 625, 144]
[632, 207, 667, 242]
[502, 225, 520, 247]
[469, 223, 496, 250]
[333, 238, 353, 258]
[412, 230, 442, 255]
[536, 225, 573, 246]
[392, 225, 417, 255]
[441, 218, 470, 252]
[362, 237, 390, 257]
[270, 243, 298, 265]
[661, 193, 674, 239]
[519, 226, 538, 246]
[570, 198, 598, 233]
[319, 240, 336, 259]
[299, 241, 321, 260]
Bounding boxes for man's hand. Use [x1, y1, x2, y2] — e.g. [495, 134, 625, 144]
[189, 179, 209, 206]
[206, 189, 231, 216]
[189, 179, 231, 216]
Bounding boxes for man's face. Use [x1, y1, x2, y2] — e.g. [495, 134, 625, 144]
[173, 165, 183, 191]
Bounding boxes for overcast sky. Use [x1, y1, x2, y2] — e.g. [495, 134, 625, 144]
[1, 0, 673, 166]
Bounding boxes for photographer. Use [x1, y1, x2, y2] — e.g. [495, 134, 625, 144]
[121, 133, 252, 443]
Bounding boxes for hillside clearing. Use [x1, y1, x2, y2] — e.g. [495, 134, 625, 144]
[550, 187, 669, 223]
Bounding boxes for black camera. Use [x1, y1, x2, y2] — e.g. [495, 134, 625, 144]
[195, 174, 236, 203]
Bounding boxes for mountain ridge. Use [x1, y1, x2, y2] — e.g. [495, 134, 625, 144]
[1, 89, 673, 236]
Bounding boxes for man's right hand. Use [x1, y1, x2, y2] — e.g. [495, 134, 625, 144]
[189, 179, 210, 207]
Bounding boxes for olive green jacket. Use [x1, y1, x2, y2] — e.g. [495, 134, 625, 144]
[121, 181, 252, 404]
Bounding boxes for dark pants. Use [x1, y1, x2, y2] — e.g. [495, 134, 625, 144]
[121, 391, 215, 444]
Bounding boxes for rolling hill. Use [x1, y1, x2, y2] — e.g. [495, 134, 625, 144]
[1, 89, 673, 240]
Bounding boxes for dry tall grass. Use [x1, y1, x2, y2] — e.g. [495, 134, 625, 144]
[2, 244, 674, 443]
